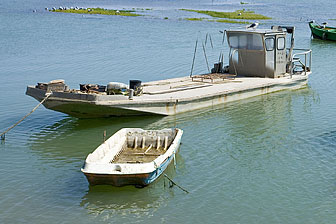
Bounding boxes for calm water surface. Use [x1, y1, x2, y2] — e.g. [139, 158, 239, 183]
[1, 0, 335, 223]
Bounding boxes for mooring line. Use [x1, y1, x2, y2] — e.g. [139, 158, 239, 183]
[0, 92, 52, 140]
[164, 173, 189, 194]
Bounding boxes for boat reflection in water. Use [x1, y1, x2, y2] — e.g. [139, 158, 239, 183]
[80, 156, 183, 218]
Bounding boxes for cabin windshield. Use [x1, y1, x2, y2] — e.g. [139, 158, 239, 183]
[228, 33, 264, 50]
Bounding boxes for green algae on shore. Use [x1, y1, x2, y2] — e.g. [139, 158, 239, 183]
[50, 8, 141, 17]
[216, 19, 249, 24]
[185, 17, 249, 24]
[181, 9, 271, 20]
[184, 17, 205, 21]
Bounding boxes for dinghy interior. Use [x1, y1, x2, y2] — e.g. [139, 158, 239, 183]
[90, 128, 178, 164]
[81, 128, 183, 187]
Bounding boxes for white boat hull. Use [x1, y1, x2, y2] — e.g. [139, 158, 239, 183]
[81, 128, 183, 186]
[26, 73, 310, 117]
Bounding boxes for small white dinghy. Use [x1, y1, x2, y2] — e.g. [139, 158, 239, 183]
[81, 128, 183, 187]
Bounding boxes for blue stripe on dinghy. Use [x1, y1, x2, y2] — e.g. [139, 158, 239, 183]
[144, 153, 175, 185]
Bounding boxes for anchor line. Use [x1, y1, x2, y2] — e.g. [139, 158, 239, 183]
[163, 173, 189, 194]
[0, 92, 52, 139]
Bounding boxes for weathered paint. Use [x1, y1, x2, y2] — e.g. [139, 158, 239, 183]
[81, 128, 183, 187]
[26, 73, 310, 117]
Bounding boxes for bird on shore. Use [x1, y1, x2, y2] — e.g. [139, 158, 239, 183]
[246, 22, 259, 29]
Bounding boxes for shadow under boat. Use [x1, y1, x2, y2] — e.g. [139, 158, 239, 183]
[27, 115, 166, 162]
[27, 84, 316, 163]
[80, 155, 184, 216]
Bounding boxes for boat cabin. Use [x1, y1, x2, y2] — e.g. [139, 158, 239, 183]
[227, 26, 293, 78]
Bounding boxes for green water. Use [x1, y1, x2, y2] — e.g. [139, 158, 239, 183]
[0, 0, 335, 223]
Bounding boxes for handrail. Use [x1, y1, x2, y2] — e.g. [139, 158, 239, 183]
[230, 49, 239, 77]
[290, 49, 312, 77]
[292, 49, 312, 57]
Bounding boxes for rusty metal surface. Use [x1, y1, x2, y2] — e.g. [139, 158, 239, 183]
[84, 172, 152, 186]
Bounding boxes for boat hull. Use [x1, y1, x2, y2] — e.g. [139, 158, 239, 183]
[84, 172, 154, 186]
[81, 128, 182, 187]
[309, 22, 336, 41]
[26, 74, 310, 118]
[83, 155, 174, 187]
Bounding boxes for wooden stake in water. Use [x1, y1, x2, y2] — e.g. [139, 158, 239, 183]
[103, 130, 106, 142]
[209, 33, 214, 49]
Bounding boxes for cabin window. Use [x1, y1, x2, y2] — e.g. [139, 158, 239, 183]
[277, 37, 285, 50]
[265, 37, 274, 51]
[229, 35, 239, 48]
[228, 33, 263, 50]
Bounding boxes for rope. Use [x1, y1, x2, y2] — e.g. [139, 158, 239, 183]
[164, 173, 189, 193]
[0, 92, 52, 139]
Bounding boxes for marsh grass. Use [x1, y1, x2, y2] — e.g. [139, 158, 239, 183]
[185, 17, 250, 24]
[181, 9, 271, 20]
[216, 19, 250, 24]
[51, 8, 141, 16]
[185, 18, 205, 21]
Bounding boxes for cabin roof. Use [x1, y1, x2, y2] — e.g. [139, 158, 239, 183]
[226, 29, 285, 35]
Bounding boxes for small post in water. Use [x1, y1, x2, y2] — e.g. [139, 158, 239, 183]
[103, 130, 106, 142]
[1, 133, 5, 143]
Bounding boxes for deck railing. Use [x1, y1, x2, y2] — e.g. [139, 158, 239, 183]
[290, 48, 312, 77]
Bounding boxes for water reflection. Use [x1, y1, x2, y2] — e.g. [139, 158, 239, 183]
[28, 115, 165, 163]
[310, 38, 336, 47]
[80, 161, 182, 219]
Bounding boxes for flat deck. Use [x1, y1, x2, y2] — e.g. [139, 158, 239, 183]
[26, 72, 310, 117]
[136, 74, 307, 101]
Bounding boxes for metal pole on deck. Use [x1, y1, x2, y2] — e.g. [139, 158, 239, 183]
[190, 38, 198, 77]
[202, 42, 210, 73]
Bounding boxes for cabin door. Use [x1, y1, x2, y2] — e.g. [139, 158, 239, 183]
[265, 37, 275, 77]
[274, 35, 286, 76]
